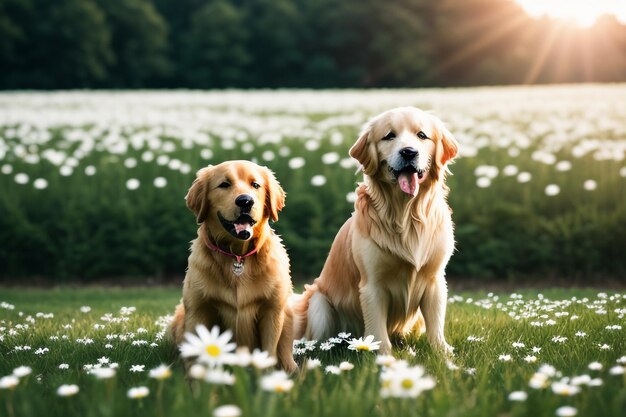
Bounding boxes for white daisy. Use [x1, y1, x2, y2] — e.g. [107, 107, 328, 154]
[551, 381, 580, 396]
[56, 384, 79, 397]
[213, 405, 242, 417]
[555, 406, 577, 417]
[129, 365, 145, 373]
[380, 364, 436, 398]
[251, 349, 277, 369]
[188, 364, 207, 380]
[347, 335, 381, 352]
[588, 362, 602, 371]
[148, 364, 172, 380]
[325, 365, 341, 375]
[127, 386, 150, 399]
[375, 355, 397, 367]
[179, 325, 236, 366]
[260, 371, 294, 393]
[205, 368, 236, 385]
[0, 375, 19, 389]
[339, 361, 354, 371]
[306, 358, 322, 370]
[12, 366, 32, 377]
[90, 367, 116, 379]
[508, 391, 528, 401]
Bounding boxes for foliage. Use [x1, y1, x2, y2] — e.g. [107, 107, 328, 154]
[181, 0, 249, 88]
[1, 0, 626, 88]
[94, 0, 171, 88]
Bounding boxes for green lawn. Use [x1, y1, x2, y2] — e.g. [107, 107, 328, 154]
[1, 287, 625, 417]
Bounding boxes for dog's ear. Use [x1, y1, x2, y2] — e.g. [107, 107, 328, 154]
[264, 167, 286, 222]
[436, 125, 459, 167]
[349, 125, 378, 176]
[185, 166, 212, 224]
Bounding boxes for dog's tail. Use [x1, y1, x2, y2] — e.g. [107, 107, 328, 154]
[290, 283, 335, 341]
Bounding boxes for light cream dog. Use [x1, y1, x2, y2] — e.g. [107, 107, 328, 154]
[170, 160, 297, 372]
[294, 107, 459, 355]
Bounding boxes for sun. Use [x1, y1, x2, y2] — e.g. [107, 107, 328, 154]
[515, 0, 626, 27]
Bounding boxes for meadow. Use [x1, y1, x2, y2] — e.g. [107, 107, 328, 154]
[1, 85, 625, 282]
[1, 86, 625, 416]
[1, 287, 625, 417]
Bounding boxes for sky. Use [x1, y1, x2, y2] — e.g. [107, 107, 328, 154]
[515, 0, 626, 27]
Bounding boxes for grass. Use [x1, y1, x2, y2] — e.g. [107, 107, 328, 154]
[1, 287, 625, 417]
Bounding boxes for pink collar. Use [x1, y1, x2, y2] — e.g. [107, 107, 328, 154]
[202, 233, 258, 263]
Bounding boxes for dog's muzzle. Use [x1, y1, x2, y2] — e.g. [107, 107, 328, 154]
[218, 212, 257, 240]
[389, 147, 428, 197]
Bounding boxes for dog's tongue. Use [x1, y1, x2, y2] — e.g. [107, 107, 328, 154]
[234, 223, 252, 234]
[398, 172, 418, 197]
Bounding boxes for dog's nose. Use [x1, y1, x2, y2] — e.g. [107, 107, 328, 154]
[235, 194, 254, 210]
[400, 147, 418, 161]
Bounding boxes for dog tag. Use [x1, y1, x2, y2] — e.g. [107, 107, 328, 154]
[232, 261, 244, 276]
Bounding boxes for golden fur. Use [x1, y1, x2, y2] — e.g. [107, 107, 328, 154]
[293, 107, 459, 355]
[170, 160, 297, 372]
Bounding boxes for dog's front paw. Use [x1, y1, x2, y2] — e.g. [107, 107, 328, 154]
[378, 340, 393, 355]
[441, 342, 455, 357]
[429, 338, 454, 357]
[282, 358, 298, 374]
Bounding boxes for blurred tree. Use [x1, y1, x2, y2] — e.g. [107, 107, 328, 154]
[10, 0, 113, 88]
[366, 0, 436, 86]
[182, 0, 249, 88]
[0, 0, 32, 87]
[587, 15, 626, 82]
[296, 0, 369, 87]
[241, 0, 304, 87]
[95, 0, 171, 87]
[434, 0, 534, 85]
[1, 0, 626, 89]
[151, 0, 205, 87]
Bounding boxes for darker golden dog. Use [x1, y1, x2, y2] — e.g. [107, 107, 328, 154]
[170, 160, 296, 372]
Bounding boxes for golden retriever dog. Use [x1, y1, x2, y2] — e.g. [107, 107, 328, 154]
[293, 107, 458, 355]
[170, 160, 297, 372]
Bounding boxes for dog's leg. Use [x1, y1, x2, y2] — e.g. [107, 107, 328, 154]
[183, 301, 221, 335]
[235, 307, 259, 351]
[276, 308, 297, 373]
[360, 285, 392, 354]
[420, 276, 453, 356]
[179, 301, 222, 375]
[258, 308, 285, 357]
[169, 302, 186, 344]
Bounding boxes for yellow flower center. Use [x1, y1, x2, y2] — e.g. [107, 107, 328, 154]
[206, 344, 221, 357]
[401, 378, 414, 390]
[155, 370, 172, 380]
[357, 345, 370, 351]
[274, 385, 286, 393]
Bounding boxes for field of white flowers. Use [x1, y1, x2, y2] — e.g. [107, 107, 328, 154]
[1, 85, 625, 281]
[1, 85, 625, 416]
[0, 288, 624, 417]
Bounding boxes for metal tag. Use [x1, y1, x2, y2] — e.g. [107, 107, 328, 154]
[232, 261, 244, 276]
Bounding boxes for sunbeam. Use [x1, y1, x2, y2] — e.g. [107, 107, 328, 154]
[516, 0, 626, 27]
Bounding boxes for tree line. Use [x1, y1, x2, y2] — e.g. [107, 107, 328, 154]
[1, 0, 626, 88]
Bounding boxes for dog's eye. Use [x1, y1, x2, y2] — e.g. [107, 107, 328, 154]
[382, 131, 396, 141]
[218, 182, 231, 189]
[251, 181, 260, 189]
[417, 131, 429, 140]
